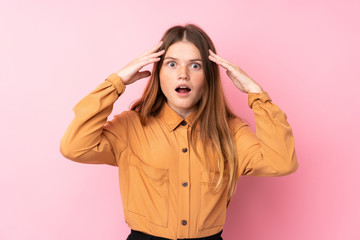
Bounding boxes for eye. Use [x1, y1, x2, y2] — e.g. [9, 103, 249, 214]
[191, 63, 201, 69]
[167, 61, 176, 67]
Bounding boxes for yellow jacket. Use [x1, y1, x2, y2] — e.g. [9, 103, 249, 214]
[60, 73, 298, 239]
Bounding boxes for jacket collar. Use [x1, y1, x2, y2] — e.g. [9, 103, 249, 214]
[159, 102, 200, 132]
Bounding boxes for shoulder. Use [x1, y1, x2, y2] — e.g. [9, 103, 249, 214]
[227, 117, 249, 134]
[104, 110, 140, 129]
[113, 110, 140, 120]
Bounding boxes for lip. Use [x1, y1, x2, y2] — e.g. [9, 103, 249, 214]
[175, 83, 192, 97]
[176, 90, 191, 97]
[175, 83, 191, 90]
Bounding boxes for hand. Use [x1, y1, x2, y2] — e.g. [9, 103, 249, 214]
[208, 49, 263, 93]
[116, 41, 165, 85]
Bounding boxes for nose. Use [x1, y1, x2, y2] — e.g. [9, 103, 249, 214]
[177, 65, 189, 80]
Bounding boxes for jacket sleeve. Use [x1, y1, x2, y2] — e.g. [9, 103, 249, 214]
[59, 73, 128, 166]
[235, 91, 298, 177]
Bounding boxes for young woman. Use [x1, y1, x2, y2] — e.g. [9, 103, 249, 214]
[60, 24, 298, 240]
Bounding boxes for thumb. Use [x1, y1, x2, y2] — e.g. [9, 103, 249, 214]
[137, 70, 151, 79]
[133, 70, 151, 82]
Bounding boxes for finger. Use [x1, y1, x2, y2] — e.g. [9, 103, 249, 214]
[209, 50, 226, 64]
[138, 41, 164, 58]
[209, 49, 216, 56]
[141, 41, 163, 56]
[209, 49, 233, 66]
[140, 49, 165, 61]
[133, 70, 151, 81]
[133, 57, 161, 72]
[209, 55, 233, 70]
[209, 49, 234, 68]
[208, 55, 225, 67]
[139, 57, 162, 66]
[208, 50, 235, 70]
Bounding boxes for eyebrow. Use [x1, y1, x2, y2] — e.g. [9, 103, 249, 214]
[164, 57, 202, 62]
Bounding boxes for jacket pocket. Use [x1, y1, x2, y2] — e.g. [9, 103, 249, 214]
[198, 171, 229, 230]
[128, 156, 169, 227]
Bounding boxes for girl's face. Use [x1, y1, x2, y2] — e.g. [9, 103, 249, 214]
[159, 41, 205, 118]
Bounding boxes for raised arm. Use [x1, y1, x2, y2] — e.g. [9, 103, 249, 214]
[234, 92, 298, 177]
[59, 74, 127, 166]
[208, 49, 298, 177]
[60, 41, 165, 166]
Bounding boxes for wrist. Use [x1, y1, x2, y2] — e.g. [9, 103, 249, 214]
[247, 86, 263, 94]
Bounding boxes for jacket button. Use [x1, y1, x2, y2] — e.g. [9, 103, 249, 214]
[182, 148, 188, 153]
[181, 120, 187, 126]
[182, 182, 188, 187]
[181, 219, 187, 225]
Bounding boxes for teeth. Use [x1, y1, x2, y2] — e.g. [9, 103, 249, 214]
[179, 86, 187, 88]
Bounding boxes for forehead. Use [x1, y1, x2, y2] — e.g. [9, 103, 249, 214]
[165, 41, 201, 59]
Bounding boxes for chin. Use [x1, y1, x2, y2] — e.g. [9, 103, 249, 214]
[175, 102, 196, 109]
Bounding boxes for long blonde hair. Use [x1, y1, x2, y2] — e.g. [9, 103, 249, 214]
[131, 24, 240, 207]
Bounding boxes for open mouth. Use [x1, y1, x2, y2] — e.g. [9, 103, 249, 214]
[175, 86, 191, 93]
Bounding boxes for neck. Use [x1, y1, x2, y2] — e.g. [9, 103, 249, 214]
[174, 108, 194, 119]
[166, 102, 194, 119]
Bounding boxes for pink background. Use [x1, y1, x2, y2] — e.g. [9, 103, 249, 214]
[1, 0, 359, 239]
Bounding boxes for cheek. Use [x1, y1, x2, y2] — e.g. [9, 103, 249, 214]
[194, 74, 205, 92]
[160, 67, 173, 79]
[159, 69, 165, 88]
[160, 67, 176, 87]
[159, 71, 170, 95]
